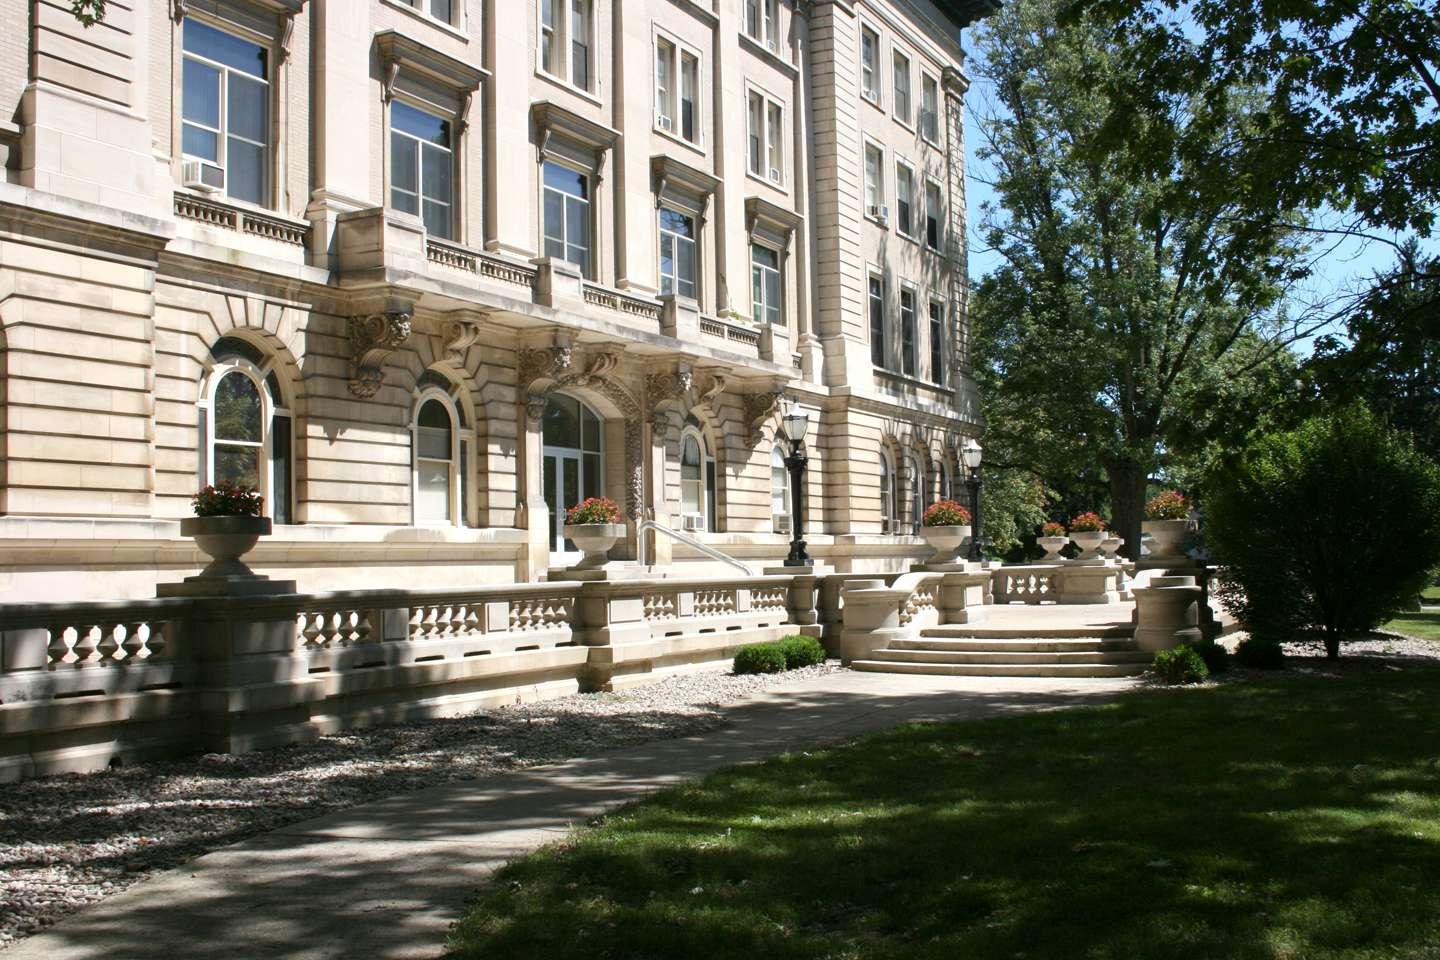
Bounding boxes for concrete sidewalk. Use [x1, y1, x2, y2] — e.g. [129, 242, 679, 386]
[5, 671, 1139, 960]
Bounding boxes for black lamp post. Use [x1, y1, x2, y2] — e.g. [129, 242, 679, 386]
[961, 437, 985, 562]
[781, 402, 812, 567]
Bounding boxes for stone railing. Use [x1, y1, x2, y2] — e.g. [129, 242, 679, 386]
[425, 238, 539, 290]
[582, 281, 663, 323]
[993, 565, 1059, 604]
[989, 562, 1127, 606]
[173, 192, 310, 247]
[837, 572, 945, 662]
[698, 314, 762, 349]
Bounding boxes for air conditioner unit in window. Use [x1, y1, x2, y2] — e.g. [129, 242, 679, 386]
[868, 203, 889, 223]
[681, 514, 705, 532]
[657, 114, 674, 131]
[769, 167, 782, 183]
[181, 160, 224, 194]
[774, 514, 792, 535]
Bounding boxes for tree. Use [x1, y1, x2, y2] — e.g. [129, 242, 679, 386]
[1205, 404, 1440, 657]
[969, 0, 1312, 558]
[1306, 243, 1440, 461]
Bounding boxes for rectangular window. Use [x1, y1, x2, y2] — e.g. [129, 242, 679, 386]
[751, 244, 782, 326]
[864, 143, 883, 214]
[901, 289, 917, 377]
[869, 275, 885, 368]
[405, 0, 453, 22]
[655, 38, 674, 130]
[541, 0, 591, 90]
[926, 181, 944, 250]
[570, 0, 590, 90]
[748, 92, 764, 175]
[747, 88, 785, 183]
[656, 36, 700, 144]
[893, 49, 911, 125]
[181, 19, 270, 206]
[744, 0, 778, 49]
[895, 161, 914, 236]
[659, 207, 697, 299]
[766, 101, 783, 181]
[922, 73, 940, 142]
[390, 100, 453, 240]
[929, 300, 946, 385]
[763, 0, 778, 50]
[745, 0, 761, 40]
[860, 26, 880, 102]
[540, 0, 557, 74]
[680, 51, 699, 143]
[542, 161, 592, 277]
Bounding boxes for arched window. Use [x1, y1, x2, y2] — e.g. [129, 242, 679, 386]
[543, 393, 606, 553]
[199, 340, 293, 523]
[679, 425, 715, 532]
[413, 394, 458, 524]
[771, 444, 790, 533]
[907, 454, 925, 535]
[879, 449, 896, 534]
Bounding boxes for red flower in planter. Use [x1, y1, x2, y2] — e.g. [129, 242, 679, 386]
[566, 496, 623, 525]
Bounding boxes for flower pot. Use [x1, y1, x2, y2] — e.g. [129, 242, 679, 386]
[563, 522, 627, 569]
[180, 515, 271, 580]
[920, 524, 970, 563]
[1142, 519, 1189, 560]
[1099, 536, 1125, 560]
[1069, 530, 1106, 561]
[1037, 535, 1068, 562]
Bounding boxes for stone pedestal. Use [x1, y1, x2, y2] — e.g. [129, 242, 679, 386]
[938, 569, 990, 623]
[837, 579, 908, 663]
[1132, 575, 1204, 651]
[1059, 564, 1121, 604]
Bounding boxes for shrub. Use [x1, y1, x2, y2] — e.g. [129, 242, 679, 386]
[566, 496, 623, 525]
[1235, 637, 1286, 670]
[192, 481, 263, 517]
[1145, 490, 1189, 521]
[923, 501, 972, 527]
[1206, 404, 1440, 658]
[1069, 511, 1107, 533]
[733, 642, 787, 675]
[778, 634, 826, 669]
[1040, 521, 1068, 537]
[1151, 646, 1210, 685]
[1191, 641, 1229, 675]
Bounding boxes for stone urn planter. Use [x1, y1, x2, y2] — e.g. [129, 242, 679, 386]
[181, 515, 272, 580]
[563, 522, 627, 569]
[1037, 536, 1068, 562]
[1069, 530, 1106, 561]
[1142, 519, 1189, 561]
[1099, 536, 1125, 561]
[919, 524, 971, 564]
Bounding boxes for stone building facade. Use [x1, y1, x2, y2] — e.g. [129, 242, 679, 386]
[0, 0, 992, 602]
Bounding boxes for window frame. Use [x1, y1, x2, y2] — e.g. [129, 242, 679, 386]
[388, 97, 457, 241]
[744, 83, 787, 185]
[894, 158, 917, 239]
[900, 285, 918, 377]
[411, 388, 462, 527]
[658, 204, 700, 300]
[921, 71, 941, 145]
[388, 0, 459, 29]
[679, 425, 715, 532]
[868, 271, 886, 369]
[925, 177, 945, 252]
[863, 138, 886, 223]
[541, 158, 594, 278]
[880, 448, 897, 534]
[751, 241, 783, 326]
[892, 46, 913, 128]
[859, 23, 882, 105]
[179, 15, 273, 208]
[199, 352, 293, 524]
[771, 444, 791, 534]
[929, 298, 947, 386]
[906, 453, 925, 535]
[537, 0, 596, 95]
[654, 30, 703, 147]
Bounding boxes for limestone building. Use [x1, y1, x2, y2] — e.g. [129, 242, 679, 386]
[0, 0, 993, 602]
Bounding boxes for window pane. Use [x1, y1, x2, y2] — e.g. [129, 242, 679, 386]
[430, 0, 452, 21]
[271, 415, 291, 525]
[182, 124, 220, 163]
[656, 41, 671, 117]
[423, 199, 451, 239]
[391, 133, 418, 195]
[544, 190, 565, 248]
[214, 371, 262, 442]
[417, 460, 451, 522]
[184, 20, 267, 78]
[677, 238, 696, 297]
[581, 405, 601, 452]
[681, 53, 697, 142]
[659, 208, 693, 237]
[215, 443, 260, 489]
[659, 233, 675, 293]
[543, 394, 580, 447]
[543, 162, 586, 198]
[228, 75, 267, 144]
[752, 244, 778, 270]
[752, 264, 763, 317]
[565, 196, 588, 269]
[422, 142, 452, 204]
[767, 102, 782, 173]
[392, 102, 448, 144]
[583, 453, 602, 500]
[748, 94, 763, 173]
[418, 424, 451, 461]
[563, 457, 580, 516]
[765, 269, 781, 324]
[226, 138, 265, 204]
[182, 59, 221, 128]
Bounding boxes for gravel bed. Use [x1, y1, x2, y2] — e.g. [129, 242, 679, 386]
[0, 662, 841, 950]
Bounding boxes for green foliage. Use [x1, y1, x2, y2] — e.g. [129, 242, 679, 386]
[1234, 637, 1286, 670]
[565, 497, 622, 525]
[1191, 641, 1229, 675]
[1151, 646, 1210, 685]
[922, 501, 971, 527]
[191, 481, 263, 518]
[70, 0, 105, 26]
[1069, 512, 1107, 533]
[1144, 491, 1188, 521]
[1207, 404, 1440, 657]
[777, 635, 826, 669]
[969, 0, 1308, 562]
[732, 643, 787, 675]
[978, 467, 1052, 558]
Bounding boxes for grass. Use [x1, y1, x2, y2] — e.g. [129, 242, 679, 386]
[1422, 585, 1440, 603]
[449, 668, 1440, 960]
[1385, 610, 1440, 643]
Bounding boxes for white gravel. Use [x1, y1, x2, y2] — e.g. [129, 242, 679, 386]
[0, 662, 841, 950]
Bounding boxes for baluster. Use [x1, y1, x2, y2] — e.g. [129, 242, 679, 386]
[420, 604, 439, 638]
[120, 622, 145, 662]
[96, 622, 121, 664]
[47, 624, 72, 666]
[299, 612, 323, 649]
[147, 622, 169, 660]
[71, 624, 99, 664]
[353, 611, 373, 645]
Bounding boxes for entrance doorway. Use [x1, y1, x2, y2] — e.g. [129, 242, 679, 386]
[542, 393, 605, 562]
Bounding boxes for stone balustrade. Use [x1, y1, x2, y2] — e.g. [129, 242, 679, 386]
[990, 562, 1126, 605]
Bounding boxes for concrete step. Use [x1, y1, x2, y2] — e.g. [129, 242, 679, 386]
[892, 637, 1138, 654]
[867, 648, 1151, 666]
[922, 623, 1134, 640]
[850, 659, 1149, 678]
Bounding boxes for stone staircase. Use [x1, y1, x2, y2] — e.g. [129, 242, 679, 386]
[850, 619, 1152, 678]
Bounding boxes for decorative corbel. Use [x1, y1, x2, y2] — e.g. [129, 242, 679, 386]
[381, 56, 401, 103]
[645, 364, 694, 433]
[171, 0, 188, 24]
[348, 310, 412, 398]
[536, 127, 552, 165]
[743, 390, 785, 446]
[699, 370, 728, 408]
[278, 12, 297, 64]
[654, 172, 667, 210]
[456, 90, 474, 138]
[442, 318, 483, 366]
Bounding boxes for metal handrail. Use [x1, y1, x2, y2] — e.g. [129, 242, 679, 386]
[637, 518, 755, 576]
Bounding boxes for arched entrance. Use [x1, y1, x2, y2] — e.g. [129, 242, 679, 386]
[542, 392, 605, 560]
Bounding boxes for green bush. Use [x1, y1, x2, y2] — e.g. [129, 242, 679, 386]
[777, 634, 826, 669]
[1206, 404, 1440, 658]
[1192, 641, 1229, 675]
[733, 642, 787, 674]
[1235, 637, 1286, 669]
[1152, 646, 1210, 685]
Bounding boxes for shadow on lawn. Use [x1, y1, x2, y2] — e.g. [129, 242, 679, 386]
[449, 671, 1440, 960]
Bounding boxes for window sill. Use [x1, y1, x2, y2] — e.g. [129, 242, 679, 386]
[862, 93, 884, 112]
[894, 115, 917, 133]
[738, 32, 797, 76]
[536, 69, 603, 107]
[864, 213, 890, 230]
[744, 168, 787, 191]
[378, 0, 469, 43]
[922, 134, 942, 150]
[653, 123, 706, 157]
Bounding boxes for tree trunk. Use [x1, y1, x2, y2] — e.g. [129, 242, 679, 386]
[1105, 458, 1149, 563]
[1324, 629, 1340, 659]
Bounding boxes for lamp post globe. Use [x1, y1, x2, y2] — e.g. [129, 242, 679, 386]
[781, 401, 812, 567]
[959, 438, 985, 562]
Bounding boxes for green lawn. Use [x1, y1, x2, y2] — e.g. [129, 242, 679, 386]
[450, 669, 1440, 960]
[1424, 585, 1440, 603]
[1386, 610, 1440, 643]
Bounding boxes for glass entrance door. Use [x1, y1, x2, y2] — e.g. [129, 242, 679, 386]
[542, 394, 605, 560]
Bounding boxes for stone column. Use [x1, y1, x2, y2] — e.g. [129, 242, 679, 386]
[1132, 575, 1204, 651]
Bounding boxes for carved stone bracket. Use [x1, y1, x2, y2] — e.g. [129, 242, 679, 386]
[519, 342, 622, 420]
[743, 390, 786, 446]
[644, 365, 694, 432]
[699, 371, 728, 409]
[442, 319, 483, 366]
[348, 311, 412, 398]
